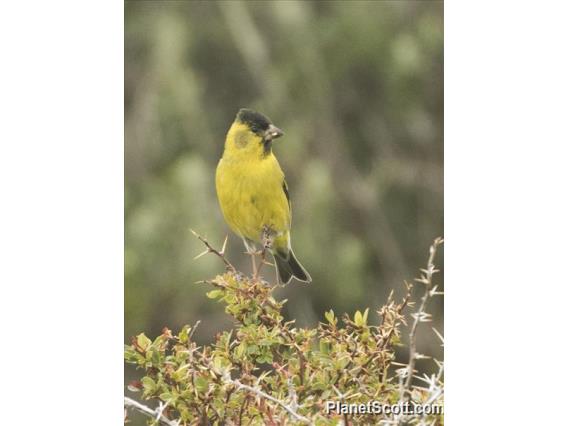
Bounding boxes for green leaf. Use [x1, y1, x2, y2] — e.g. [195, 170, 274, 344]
[194, 376, 209, 393]
[179, 325, 191, 343]
[324, 310, 336, 325]
[213, 356, 227, 372]
[319, 340, 330, 354]
[234, 343, 246, 358]
[354, 310, 363, 327]
[353, 308, 369, 327]
[124, 345, 137, 362]
[362, 308, 369, 325]
[172, 364, 190, 382]
[206, 289, 223, 299]
[160, 391, 174, 402]
[141, 377, 156, 393]
[136, 333, 152, 351]
[335, 356, 350, 370]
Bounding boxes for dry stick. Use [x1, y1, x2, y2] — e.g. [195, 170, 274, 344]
[192, 228, 274, 281]
[425, 365, 444, 406]
[253, 248, 266, 280]
[378, 282, 413, 351]
[243, 239, 258, 278]
[332, 385, 351, 426]
[403, 363, 444, 425]
[191, 230, 236, 273]
[401, 238, 443, 401]
[250, 249, 258, 277]
[228, 379, 314, 425]
[254, 249, 273, 282]
[124, 396, 179, 426]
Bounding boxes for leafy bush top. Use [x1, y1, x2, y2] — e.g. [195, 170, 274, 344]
[125, 237, 443, 425]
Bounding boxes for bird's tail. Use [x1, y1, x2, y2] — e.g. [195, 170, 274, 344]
[273, 249, 312, 284]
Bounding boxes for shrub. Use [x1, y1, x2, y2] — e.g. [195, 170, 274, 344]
[124, 235, 443, 425]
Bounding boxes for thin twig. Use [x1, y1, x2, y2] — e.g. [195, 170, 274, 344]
[228, 379, 313, 425]
[402, 237, 443, 397]
[124, 396, 179, 426]
[191, 230, 236, 272]
[332, 385, 351, 426]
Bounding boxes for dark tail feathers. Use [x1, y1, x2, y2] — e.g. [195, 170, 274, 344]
[274, 249, 312, 284]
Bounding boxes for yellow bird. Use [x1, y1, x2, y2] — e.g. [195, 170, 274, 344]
[216, 108, 311, 284]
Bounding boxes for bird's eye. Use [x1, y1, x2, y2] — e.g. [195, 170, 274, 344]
[251, 125, 259, 133]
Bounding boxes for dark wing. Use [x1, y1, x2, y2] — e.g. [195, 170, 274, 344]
[282, 179, 291, 210]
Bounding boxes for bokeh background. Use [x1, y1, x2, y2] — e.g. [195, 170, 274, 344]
[125, 0, 443, 394]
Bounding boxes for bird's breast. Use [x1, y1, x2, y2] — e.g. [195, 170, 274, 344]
[216, 155, 290, 243]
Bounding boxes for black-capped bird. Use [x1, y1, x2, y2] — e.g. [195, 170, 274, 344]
[215, 109, 311, 284]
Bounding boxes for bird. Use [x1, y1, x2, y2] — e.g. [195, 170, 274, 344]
[215, 108, 311, 284]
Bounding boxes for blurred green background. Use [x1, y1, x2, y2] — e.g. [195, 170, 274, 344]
[125, 0, 443, 384]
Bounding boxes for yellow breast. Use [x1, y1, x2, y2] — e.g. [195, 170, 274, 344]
[216, 152, 290, 248]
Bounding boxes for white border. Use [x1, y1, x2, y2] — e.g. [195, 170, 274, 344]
[0, 1, 123, 424]
[446, 1, 568, 424]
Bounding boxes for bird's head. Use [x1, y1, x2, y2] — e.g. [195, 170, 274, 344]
[224, 108, 284, 157]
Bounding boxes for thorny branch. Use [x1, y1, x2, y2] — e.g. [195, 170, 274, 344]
[190, 229, 236, 272]
[124, 396, 179, 426]
[192, 229, 274, 282]
[227, 378, 314, 425]
[401, 237, 443, 398]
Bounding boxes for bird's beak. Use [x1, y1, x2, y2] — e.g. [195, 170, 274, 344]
[265, 124, 284, 141]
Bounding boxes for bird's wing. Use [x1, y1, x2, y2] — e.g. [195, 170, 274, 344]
[282, 179, 291, 210]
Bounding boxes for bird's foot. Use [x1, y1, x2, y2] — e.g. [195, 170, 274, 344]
[261, 225, 275, 250]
